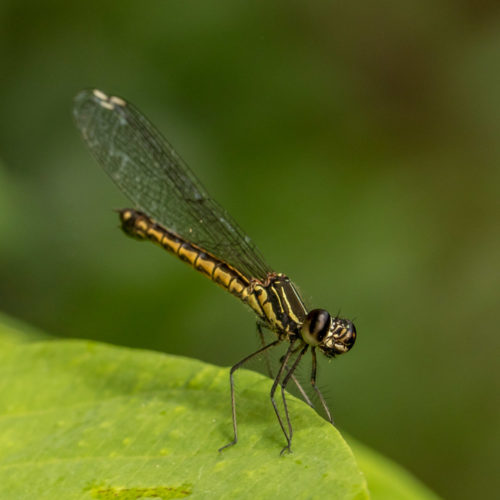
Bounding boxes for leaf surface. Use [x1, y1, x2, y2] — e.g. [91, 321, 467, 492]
[0, 318, 440, 499]
[0, 338, 368, 499]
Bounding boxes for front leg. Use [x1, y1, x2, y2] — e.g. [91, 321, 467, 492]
[258, 322, 315, 409]
[256, 322, 274, 378]
[310, 347, 334, 425]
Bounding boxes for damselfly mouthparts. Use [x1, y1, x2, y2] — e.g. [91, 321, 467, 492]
[73, 89, 357, 454]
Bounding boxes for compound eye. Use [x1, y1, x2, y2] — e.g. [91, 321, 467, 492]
[301, 309, 331, 346]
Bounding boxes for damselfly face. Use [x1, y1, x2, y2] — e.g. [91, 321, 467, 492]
[301, 309, 356, 357]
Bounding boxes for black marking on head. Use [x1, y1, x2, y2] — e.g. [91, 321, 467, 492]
[319, 317, 357, 357]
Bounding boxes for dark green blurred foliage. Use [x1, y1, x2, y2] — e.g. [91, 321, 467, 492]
[0, 1, 499, 498]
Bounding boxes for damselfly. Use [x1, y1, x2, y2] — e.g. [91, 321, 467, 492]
[73, 89, 356, 454]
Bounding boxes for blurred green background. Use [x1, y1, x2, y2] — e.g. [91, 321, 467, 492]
[1, 1, 499, 498]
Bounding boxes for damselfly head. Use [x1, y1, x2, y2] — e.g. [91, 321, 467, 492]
[301, 309, 356, 357]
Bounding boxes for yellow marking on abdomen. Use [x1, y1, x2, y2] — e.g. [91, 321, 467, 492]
[161, 234, 181, 254]
[242, 291, 265, 319]
[195, 254, 216, 277]
[229, 279, 244, 295]
[177, 244, 199, 265]
[121, 209, 253, 303]
[212, 266, 233, 288]
[145, 225, 181, 254]
[147, 226, 166, 242]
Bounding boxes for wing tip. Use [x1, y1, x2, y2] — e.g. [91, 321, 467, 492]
[74, 88, 127, 111]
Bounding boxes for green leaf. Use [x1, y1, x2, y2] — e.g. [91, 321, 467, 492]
[0, 339, 368, 499]
[0, 318, 439, 499]
[347, 439, 441, 500]
[0, 311, 49, 349]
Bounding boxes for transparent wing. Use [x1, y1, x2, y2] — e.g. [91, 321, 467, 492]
[73, 89, 272, 281]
